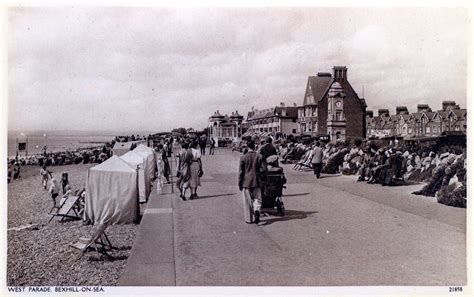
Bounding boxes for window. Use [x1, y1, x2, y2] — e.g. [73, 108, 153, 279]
[433, 126, 437, 133]
[426, 127, 431, 133]
[408, 127, 412, 134]
[292, 118, 296, 123]
[292, 129, 297, 134]
[336, 111, 342, 121]
[455, 125, 460, 131]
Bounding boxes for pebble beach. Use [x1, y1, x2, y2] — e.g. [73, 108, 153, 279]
[7, 164, 139, 286]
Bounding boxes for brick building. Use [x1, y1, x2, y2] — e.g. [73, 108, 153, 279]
[365, 101, 467, 139]
[298, 66, 367, 140]
[243, 103, 299, 138]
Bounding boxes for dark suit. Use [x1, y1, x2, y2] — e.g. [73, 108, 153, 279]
[259, 144, 277, 162]
[238, 150, 265, 223]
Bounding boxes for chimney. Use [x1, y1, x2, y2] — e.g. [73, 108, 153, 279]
[333, 66, 348, 81]
[396, 106, 408, 115]
[280, 102, 285, 107]
[317, 72, 332, 77]
[366, 110, 374, 118]
[417, 104, 430, 113]
[378, 109, 389, 117]
[442, 101, 456, 111]
[293, 102, 297, 107]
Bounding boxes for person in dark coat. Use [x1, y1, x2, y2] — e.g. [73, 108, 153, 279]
[259, 137, 277, 161]
[238, 140, 266, 224]
[199, 137, 206, 156]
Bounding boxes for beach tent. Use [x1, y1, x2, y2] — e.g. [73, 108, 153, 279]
[120, 150, 150, 203]
[84, 155, 139, 225]
[133, 144, 156, 182]
[112, 141, 138, 157]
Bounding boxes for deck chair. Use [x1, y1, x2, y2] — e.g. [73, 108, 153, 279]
[48, 188, 85, 223]
[70, 224, 114, 259]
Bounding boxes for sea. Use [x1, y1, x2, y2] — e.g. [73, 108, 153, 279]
[7, 130, 118, 158]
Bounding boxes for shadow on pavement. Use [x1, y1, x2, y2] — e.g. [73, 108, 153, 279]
[259, 210, 318, 226]
[283, 192, 311, 197]
[317, 174, 342, 179]
[196, 193, 236, 199]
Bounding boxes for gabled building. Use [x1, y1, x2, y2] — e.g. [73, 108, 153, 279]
[298, 66, 367, 140]
[366, 100, 467, 139]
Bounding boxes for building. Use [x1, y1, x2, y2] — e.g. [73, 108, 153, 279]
[298, 66, 367, 140]
[243, 103, 299, 138]
[365, 101, 467, 139]
[208, 110, 244, 145]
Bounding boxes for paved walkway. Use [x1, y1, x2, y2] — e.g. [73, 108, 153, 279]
[119, 148, 466, 286]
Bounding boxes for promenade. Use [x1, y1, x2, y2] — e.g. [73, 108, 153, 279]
[119, 148, 466, 286]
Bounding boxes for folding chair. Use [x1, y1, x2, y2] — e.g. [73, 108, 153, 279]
[48, 188, 85, 223]
[70, 224, 114, 259]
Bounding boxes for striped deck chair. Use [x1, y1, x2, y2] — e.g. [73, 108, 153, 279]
[70, 224, 114, 259]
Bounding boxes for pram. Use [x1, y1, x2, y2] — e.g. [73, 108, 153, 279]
[261, 166, 287, 216]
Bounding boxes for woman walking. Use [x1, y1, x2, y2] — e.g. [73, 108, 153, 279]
[177, 142, 192, 200]
[187, 141, 203, 199]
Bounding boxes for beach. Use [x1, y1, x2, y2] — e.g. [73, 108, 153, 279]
[7, 163, 139, 286]
[7, 131, 116, 158]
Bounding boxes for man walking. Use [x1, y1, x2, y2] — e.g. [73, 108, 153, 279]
[200, 137, 206, 156]
[311, 141, 324, 179]
[209, 138, 216, 155]
[238, 140, 266, 224]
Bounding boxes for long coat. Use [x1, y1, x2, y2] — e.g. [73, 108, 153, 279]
[239, 150, 266, 189]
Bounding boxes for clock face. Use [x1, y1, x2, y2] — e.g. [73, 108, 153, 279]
[335, 101, 342, 108]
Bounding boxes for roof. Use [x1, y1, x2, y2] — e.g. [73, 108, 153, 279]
[437, 111, 449, 120]
[303, 75, 333, 105]
[120, 151, 145, 167]
[133, 144, 154, 155]
[422, 111, 436, 121]
[390, 115, 399, 121]
[113, 141, 136, 150]
[400, 113, 410, 121]
[410, 113, 422, 121]
[90, 155, 136, 173]
[275, 106, 298, 118]
[452, 109, 467, 119]
[248, 106, 298, 120]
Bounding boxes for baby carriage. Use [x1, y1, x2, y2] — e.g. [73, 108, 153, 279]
[261, 155, 287, 216]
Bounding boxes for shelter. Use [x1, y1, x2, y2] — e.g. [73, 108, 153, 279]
[120, 151, 150, 203]
[112, 141, 137, 157]
[133, 144, 156, 182]
[84, 155, 139, 225]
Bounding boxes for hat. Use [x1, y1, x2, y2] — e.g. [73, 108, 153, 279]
[266, 136, 273, 144]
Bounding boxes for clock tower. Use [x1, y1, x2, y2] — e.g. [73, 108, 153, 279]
[327, 81, 347, 140]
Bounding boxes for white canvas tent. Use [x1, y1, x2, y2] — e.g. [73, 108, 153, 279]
[84, 155, 139, 225]
[120, 150, 150, 203]
[133, 144, 156, 182]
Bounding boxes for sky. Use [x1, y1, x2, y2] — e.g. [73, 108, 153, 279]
[7, 7, 470, 133]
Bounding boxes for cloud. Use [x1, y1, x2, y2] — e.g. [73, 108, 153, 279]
[7, 7, 469, 132]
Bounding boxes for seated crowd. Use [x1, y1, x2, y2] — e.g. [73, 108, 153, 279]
[273, 138, 466, 208]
